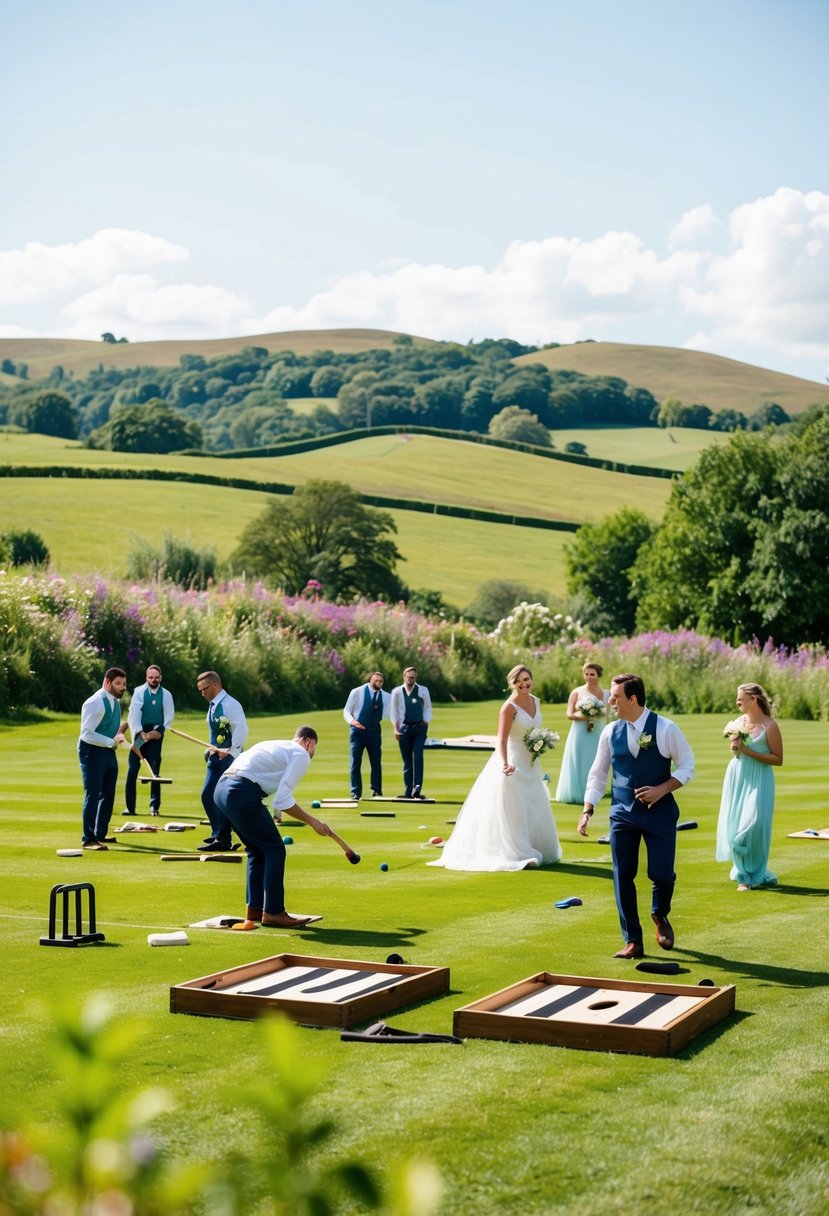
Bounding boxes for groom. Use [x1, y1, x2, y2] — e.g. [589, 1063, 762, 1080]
[577, 673, 694, 958]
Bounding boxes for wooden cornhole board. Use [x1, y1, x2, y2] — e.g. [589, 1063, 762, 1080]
[787, 828, 829, 839]
[454, 972, 735, 1057]
[425, 735, 496, 751]
[170, 952, 450, 1028]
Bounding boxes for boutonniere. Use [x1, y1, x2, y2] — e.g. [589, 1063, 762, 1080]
[637, 733, 653, 750]
[214, 715, 232, 746]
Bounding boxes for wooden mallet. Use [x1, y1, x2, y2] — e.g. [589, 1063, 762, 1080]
[126, 743, 173, 784]
[170, 726, 215, 749]
[326, 826, 361, 865]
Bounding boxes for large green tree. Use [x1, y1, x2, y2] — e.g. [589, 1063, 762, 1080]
[13, 391, 78, 439]
[564, 507, 656, 635]
[231, 479, 405, 601]
[89, 399, 203, 453]
[633, 432, 779, 640]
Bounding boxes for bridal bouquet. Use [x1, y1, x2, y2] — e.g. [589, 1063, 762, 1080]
[214, 716, 232, 746]
[524, 726, 560, 762]
[723, 719, 750, 745]
[576, 694, 607, 733]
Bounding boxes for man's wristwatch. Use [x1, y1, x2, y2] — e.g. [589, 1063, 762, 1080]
[583, 807, 594, 818]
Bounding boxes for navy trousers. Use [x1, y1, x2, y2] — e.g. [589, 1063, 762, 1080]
[609, 800, 678, 944]
[349, 726, 382, 798]
[397, 721, 427, 795]
[202, 752, 234, 847]
[214, 774, 286, 914]
[78, 741, 118, 843]
[124, 735, 164, 812]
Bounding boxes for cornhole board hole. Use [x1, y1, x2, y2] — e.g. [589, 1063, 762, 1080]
[170, 952, 450, 1028]
[787, 827, 829, 839]
[453, 972, 736, 1057]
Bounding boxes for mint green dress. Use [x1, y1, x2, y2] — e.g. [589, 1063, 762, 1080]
[715, 728, 777, 887]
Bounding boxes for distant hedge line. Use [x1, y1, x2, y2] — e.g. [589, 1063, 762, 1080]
[191, 424, 677, 480]
[0, 464, 580, 532]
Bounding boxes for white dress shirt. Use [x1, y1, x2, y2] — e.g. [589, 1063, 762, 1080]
[343, 685, 391, 725]
[207, 691, 248, 758]
[390, 683, 433, 728]
[128, 683, 175, 743]
[584, 707, 695, 807]
[229, 740, 311, 815]
[79, 689, 121, 748]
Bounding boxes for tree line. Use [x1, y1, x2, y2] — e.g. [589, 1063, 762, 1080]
[0, 335, 798, 454]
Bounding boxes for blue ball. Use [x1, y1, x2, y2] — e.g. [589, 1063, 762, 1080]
[311, 800, 321, 808]
[282, 835, 294, 845]
[379, 862, 389, 871]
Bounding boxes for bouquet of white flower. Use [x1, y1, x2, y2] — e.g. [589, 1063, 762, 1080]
[723, 719, 749, 745]
[523, 726, 560, 762]
[576, 694, 607, 733]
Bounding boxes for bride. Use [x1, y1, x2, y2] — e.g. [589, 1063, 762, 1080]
[429, 665, 562, 871]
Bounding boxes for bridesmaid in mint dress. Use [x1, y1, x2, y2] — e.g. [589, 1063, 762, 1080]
[554, 662, 609, 804]
[716, 683, 783, 890]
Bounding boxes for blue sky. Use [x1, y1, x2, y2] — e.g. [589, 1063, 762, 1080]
[2, 0, 827, 382]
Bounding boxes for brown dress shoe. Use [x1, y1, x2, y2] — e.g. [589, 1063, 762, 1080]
[614, 941, 644, 959]
[246, 906, 263, 922]
[652, 913, 674, 950]
[262, 911, 312, 928]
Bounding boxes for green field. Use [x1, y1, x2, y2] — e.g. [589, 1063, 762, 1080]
[552, 424, 733, 470]
[0, 429, 672, 605]
[0, 475, 571, 604]
[519, 341, 826, 415]
[0, 431, 673, 524]
[2, 706, 827, 1214]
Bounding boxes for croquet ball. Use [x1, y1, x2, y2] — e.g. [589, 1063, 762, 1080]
[311, 800, 321, 808]
[428, 836, 443, 845]
[282, 835, 294, 845]
[386, 953, 404, 964]
[379, 862, 389, 871]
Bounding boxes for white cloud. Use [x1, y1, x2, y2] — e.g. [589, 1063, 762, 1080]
[0, 228, 189, 305]
[61, 272, 251, 340]
[683, 188, 829, 358]
[668, 203, 719, 248]
[2, 192, 828, 377]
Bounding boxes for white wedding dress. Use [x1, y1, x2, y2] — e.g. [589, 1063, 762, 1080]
[429, 698, 562, 871]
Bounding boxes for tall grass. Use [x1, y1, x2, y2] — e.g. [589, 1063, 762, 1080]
[2, 573, 827, 720]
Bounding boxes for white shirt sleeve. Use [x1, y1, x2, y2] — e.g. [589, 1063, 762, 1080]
[390, 687, 403, 728]
[127, 685, 145, 742]
[163, 689, 175, 729]
[657, 717, 695, 786]
[420, 685, 432, 724]
[343, 686, 362, 725]
[271, 748, 311, 813]
[583, 723, 613, 806]
[224, 694, 248, 758]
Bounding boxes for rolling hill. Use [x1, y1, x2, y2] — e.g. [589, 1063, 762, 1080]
[516, 340, 825, 415]
[0, 328, 425, 380]
[1, 330, 824, 420]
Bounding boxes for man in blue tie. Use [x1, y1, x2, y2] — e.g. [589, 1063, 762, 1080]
[195, 670, 249, 852]
[343, 671, 390, 799]
[578, 673, 695, 958]
[78, 667, 127, 850]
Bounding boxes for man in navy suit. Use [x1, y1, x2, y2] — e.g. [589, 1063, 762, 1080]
[342, 671, 390, 798]
[578, 673, 695, 958]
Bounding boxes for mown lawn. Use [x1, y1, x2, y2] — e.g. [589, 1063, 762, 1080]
[1, 704, 826, 1215]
